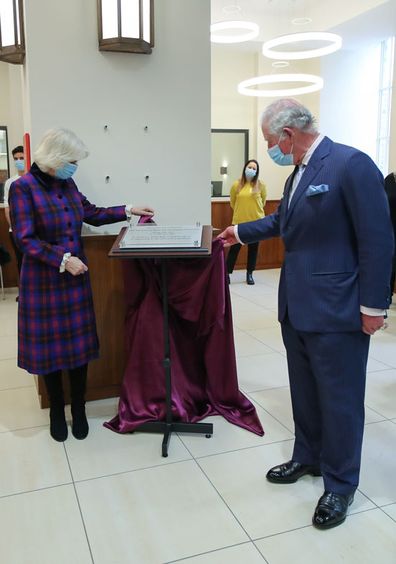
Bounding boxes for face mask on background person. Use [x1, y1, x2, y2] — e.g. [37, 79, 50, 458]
[267, 133, 294, 166]
[245, 167, 257, 179]
[15, 159, 25, 172]
[55, 162, 78, 180]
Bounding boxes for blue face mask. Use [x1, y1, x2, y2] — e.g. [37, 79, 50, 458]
[245, 167, 257, 179]
[55, 162, 78, 180]
[15, 159, 25, 172]
[267, 134, 294, 166]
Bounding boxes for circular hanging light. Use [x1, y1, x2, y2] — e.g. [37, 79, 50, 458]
[222, 5, 242, 15]
[272, 61, 290, 68]
[262, 32, 342, 60]
[211, 21, 259, 44]
[291, 17, 312, 25]
[237, 74, 324, 97]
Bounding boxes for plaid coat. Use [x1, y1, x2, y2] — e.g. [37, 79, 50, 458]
[9, 163, 127, 375]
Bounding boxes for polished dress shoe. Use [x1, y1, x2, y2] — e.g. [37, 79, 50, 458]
[312, 491, 354, 529]
[266, 460, 321, 484]
[246, 272, 255, 285]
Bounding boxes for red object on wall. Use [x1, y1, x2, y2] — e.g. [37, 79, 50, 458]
[23, 133, 31, 170]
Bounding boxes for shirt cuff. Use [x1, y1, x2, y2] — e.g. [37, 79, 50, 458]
[360, 305, 386, 316]
[59, 252, 71, 273]
[234, 225, 243, 245]
[125, 204, 134, 219]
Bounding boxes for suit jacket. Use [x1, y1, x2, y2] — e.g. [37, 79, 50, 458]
[238, 137, 394, 332]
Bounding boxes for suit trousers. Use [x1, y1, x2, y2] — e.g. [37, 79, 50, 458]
[226, 242, 259, 273]
[281, 317, 370, 495]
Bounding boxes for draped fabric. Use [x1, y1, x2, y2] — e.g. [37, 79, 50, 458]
[105, 239, 264, 436]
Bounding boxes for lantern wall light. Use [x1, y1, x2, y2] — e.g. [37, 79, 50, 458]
[97, 0, 154, 54]
[0, 0, 25, 65]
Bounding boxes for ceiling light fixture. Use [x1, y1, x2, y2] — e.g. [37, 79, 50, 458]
[262, 32, 342, 60]
[222, 5, 242, 15]
[238, 74, 324, 97]
[211, 21, 259, 44]
[272, 61, 289, 68]
[292, 17, 312, 25]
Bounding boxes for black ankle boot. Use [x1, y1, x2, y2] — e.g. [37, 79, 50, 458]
[49, 405, 68, 442]
[43, 372, 68, 442]
[246, 271, 255, 285]
[69, 365, 89, 440]
[71, 404, 89, 440]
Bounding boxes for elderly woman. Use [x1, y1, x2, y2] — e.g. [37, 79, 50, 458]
[9, 128, 153, 442]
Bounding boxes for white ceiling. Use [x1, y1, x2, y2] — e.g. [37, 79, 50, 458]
[211, 0, 395, 50]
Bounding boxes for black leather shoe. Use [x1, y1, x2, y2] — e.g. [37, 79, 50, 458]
[246, 272, 255, 285]
[312, 491, 354, 529]
[266, 460, 321, 484]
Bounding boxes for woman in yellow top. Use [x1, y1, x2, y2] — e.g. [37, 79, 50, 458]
[227, 159, 267, 285]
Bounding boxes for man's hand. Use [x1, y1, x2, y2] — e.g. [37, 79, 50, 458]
[65, 256, 88, 276]
[217, 226, 238, 247]
[361, 313, 386, 335]
[132, 206, 154, 216]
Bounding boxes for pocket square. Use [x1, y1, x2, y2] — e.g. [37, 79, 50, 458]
[306, 184, 329, 196]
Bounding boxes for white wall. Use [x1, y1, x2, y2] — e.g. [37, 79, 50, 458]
[21, 0, 211, 232]
[211, 45, 258, 158]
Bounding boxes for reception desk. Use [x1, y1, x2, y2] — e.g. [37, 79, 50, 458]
[1, 200, 285, 408]
[211, 198, 284, 270]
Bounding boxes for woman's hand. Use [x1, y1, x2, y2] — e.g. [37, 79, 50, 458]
[217, 226, 238, 247]
[132, 206, 154, 217]
[65, 256, 88, 276]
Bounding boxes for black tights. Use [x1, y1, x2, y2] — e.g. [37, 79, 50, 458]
[226, 242, 259, 274]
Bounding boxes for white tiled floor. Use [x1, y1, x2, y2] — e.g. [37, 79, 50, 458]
[0, 272, 395, 564]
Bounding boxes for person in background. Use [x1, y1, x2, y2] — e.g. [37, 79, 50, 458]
[226, 159, 267, 285]
[4, 145, 25, 298]
[9, 128, 154, 443]
[219, 98, 394, 530]
[384, 171, 396, 302]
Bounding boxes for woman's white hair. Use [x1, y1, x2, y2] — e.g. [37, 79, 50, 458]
[34, 127, 89, 172]
[261, 98, 318, 136]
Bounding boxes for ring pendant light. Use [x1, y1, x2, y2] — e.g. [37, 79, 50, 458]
[211, 21, 259, 44]
[238, 74, 324, 97]
[262, 32, 342, 60]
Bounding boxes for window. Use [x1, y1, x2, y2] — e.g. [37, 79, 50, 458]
[376, 36, 395, 175]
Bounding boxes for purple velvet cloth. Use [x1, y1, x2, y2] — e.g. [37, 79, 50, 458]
[105, 238, 264, 436]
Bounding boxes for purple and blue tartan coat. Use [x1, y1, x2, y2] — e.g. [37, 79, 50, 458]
[9, 163, 127, 375]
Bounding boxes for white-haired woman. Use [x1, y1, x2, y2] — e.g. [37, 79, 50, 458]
[9, 128, 154, 442]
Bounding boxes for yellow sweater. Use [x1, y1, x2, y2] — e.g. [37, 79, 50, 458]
[230, 180, 267, 224]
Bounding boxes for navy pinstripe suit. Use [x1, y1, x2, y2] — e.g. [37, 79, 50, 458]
[238, 137, 394, 494]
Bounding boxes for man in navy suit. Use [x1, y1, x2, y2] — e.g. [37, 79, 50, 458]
[219, 99, 394, 529]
